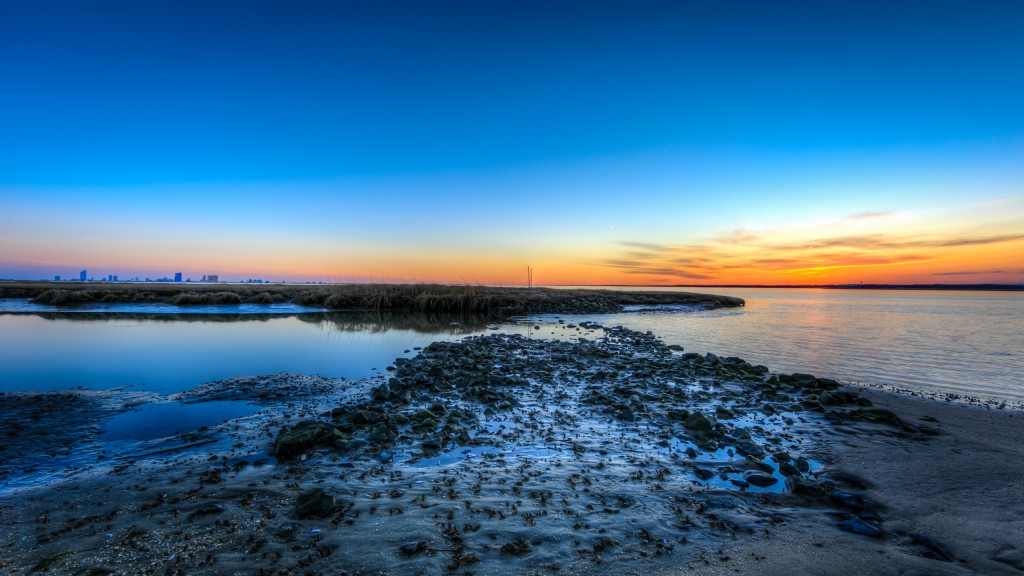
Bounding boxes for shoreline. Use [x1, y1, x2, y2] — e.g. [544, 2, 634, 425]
[1, 324, 1021, 575]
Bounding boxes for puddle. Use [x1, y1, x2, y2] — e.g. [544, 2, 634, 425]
[101, 400, 259, 441]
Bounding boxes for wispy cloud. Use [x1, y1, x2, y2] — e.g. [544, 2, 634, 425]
[597, 214, 1024, 283]
[937, 234, 1024, 247]
[930, 269, 1009, 276]
[847, 210, 895, 221]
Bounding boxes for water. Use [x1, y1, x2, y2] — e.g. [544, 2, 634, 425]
[552, 287, 1024, 402]
[1, 288, 1021, 402]
[0, 310, 509, 394]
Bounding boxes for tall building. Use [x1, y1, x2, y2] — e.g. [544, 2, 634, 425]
[79, 269, 87, 281]
[54, 275, 60, 281]
[174, 272, 182, 282]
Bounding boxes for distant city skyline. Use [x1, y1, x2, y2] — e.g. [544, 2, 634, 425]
[1, 1, 1022, 285]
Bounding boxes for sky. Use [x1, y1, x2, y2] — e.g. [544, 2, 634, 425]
[1, 0, 1022, 285]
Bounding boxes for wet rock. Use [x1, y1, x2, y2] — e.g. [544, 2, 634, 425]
[693, 467, 715, 481]
[500, 538, 531, 555]
[715, 406, 734, 420]
[368, 423, 395, 444]
[295, 488, 337, 519]
[735, 439, 765, 459]
[667, 408, 692, 421]
[273, 420, 342, 460]
[73, 569, 115, 576]
[815, 377, 840, 389]
[745, 472, 778, 487]
[399, 541, 427, 557]
[744, 458, 774, 474]
[837, 517, 882, 538]
[778, 462, 801, 477]
[422, 436, 443, 453]
[786, 476, 826, 499]
[685, 411, 716, 432]
[371, 386, 391, 402]
[779, 373, 816, 384]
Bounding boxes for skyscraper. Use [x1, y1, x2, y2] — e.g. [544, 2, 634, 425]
[79, 269, 87, 281]
[174, 272, 182, 282]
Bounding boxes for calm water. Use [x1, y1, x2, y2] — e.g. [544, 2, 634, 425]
[552, 287, 1024, 402]
[1, 288, 1021, 402]
[0, 311, 515, 394]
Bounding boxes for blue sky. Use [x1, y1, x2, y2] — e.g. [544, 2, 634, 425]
[2, 0, 1023, 283]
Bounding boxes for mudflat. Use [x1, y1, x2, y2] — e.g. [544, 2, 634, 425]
[1, 323, 1020, 575]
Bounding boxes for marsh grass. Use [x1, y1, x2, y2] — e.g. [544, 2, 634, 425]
[4, 281, 743, 315]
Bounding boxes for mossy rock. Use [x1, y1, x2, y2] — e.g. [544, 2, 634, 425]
[273, 421, 342, 459]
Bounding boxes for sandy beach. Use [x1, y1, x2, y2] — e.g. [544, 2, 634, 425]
[2, 323, 1021, 576]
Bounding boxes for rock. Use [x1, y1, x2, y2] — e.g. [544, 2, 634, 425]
[399, 541, 427, 557]
[837, 517, 882, 538]
[73, 569, 116, 576]
[500, 538, 531, 555]
[715, 406, 734, 420]
[735, 439, 765, 458]
[273, 421, 341, 459]
[744, 458, 774, 473]
[367, 423, 394, 444]
[745, 472, 778, 487]
[786, 476, 826, 499]
[778, 462, 801, 477]
[667, 409, 691, 422]
[422, 436, 443, 453]
[685, 412, 716, 432]
[296, 488, 337, 519]
[815, 377, 841, 389]
[693, 467, 715, 481]
[779, 372, 816, 384]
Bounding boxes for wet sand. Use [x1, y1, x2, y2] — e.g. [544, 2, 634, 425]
[1, 324, 1021, 575]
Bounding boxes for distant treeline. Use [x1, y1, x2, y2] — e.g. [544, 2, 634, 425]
[0, 281, 745, 316]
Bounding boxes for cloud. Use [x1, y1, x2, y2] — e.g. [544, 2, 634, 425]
[930, 270, 1008, 276]
[620, 268, 717, 280]
[600, 211, 1024, 282]
[936, 234, 1024, 247]
[847, 210, 895, 221]
[618, 241, 671, 251]
[770, 232, 1024, 252]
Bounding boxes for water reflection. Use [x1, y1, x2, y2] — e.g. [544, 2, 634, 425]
[0, 311, 497, 394]
[26, 310, 493, 334]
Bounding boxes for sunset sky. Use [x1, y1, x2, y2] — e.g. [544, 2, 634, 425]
[2, 1, 1022, 285]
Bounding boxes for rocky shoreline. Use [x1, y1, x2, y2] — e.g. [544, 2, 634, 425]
[1, 323, 1021, 575]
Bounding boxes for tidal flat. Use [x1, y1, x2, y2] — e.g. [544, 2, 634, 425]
[1, 322, 1022, 575]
